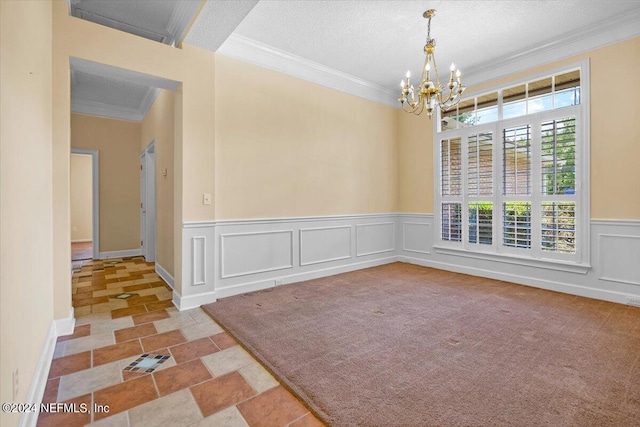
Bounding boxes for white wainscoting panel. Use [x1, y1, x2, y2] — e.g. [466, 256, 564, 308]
[356, 222, 395, 257]
[192, 236, 207, 286]
[300, 225, 352, 266]
[221, 230, 294, 278]
[403, 222, 432, 255]
[599, 234, 640, 286]
[176, 215, 639, 311]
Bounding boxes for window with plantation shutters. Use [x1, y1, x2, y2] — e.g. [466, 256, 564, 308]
[434, 63, 589, 269]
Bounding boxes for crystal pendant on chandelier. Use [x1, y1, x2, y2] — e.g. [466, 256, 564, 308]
[398, 9, 465, 118]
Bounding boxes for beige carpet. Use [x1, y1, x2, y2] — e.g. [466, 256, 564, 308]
[203, 262, 640, 427]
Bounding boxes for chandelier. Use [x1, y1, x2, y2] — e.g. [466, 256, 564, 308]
[398, 9, 465, 117]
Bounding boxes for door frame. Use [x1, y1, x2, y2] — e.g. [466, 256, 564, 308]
[141, 140, 156, 262]
[71, 148, 100, 260]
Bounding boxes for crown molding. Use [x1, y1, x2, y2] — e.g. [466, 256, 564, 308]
[72, 98, 145, 122]
[463, 8, 640, 88]
[71, 86, 160, 123]
[139, 87, 162, 120]
[217, 33, 399, 108]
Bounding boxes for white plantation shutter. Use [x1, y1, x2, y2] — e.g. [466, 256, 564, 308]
[442, 202, 462, 242]
[503, 125, 531, 196]
[503, 202, 532, 249]
[541, 117, 576, 195]
[541, 202, 576, 254]
[468, 133, 493, 196]
[441, 137, 462, 196]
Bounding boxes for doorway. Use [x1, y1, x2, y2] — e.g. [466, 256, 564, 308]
[141, 141, 156, 262]
[70, 148, 100, 267]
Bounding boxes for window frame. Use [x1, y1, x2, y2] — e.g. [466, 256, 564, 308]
[433, 60, 591, 273]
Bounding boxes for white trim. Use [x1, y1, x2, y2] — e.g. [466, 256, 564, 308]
[71, 148, 99, 260]
[183, 220, 217, 229]
[55, 308, 76, 337]
[192, 236, 207, 285]
[191, 213, 399, 228]
[463, 9, 640, 89]
[155, 263, 175, 289]
[591, 219, 640, 227]
[598, 234, 640, 286]
[400, 255, 637, 306]
[71, 239, 92, 243]
[173, 290, 214, 311]
[99, 249, 142, 259]
[355, 222, 396, 257]
[402, 222, 432, 255]
[216, 256, 399, 301]
[299, 225, 353, 266]
[217, 34, 398, 108]
[138, 88, 161, 121]
[220, 230, 294, 279]
[72, 98, 146, 122]
[433, 245, 591, 274]
[19, 322, 57, 427]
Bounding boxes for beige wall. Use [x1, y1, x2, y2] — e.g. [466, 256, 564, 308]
[215, 55, 398, 219]
[71, 114, 141, 252]
[0, 1, 53, 425]
[397, 112, 434, 213]
[397, 36, 640, 220]
[70, 154, 93, 241]
[141, 90, 175, 275]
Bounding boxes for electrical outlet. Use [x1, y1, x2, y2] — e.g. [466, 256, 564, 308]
[13, 368, 18, 400]
[627, 297, 640, 307]
[275, 279, 283, 286]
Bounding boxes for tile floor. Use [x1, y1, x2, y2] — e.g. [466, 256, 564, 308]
[38, 257, 323, 426]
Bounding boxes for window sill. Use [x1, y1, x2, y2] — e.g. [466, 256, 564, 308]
[433, 245, 591, 274]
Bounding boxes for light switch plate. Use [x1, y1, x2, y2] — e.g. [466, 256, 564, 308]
[203, 193, 212, 205]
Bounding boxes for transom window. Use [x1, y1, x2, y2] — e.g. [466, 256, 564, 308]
[435, 63, 589, 268]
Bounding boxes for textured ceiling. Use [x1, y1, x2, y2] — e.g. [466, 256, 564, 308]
[69, 0, 640, 117]
[70, 0, 201, 45]
[227, 0, 640, 91]
[70, 58, 180, 122]
[185, 0, 259, 51]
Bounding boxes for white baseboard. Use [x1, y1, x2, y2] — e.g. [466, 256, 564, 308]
[173, 290, 216, 311]
[155, 263, 175, 289]
[55, 308, 76, 337]
[399, 255, 635, 306]
[99, 249, 142, 259]
[19, 321, 57, 427]
[71, 239, 92, 243]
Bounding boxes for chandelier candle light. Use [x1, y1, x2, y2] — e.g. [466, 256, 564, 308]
[399, 9, 465, 117]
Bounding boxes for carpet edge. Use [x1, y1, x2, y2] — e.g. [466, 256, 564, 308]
[201, 303, 332, 426]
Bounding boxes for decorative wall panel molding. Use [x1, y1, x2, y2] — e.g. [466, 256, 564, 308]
[402, 222, 432, 255]
[599, 234, 640, 286]
[356, 222, 395, 257]
[220, 230, 294, 278]
[299, 225, 352, 266]
[174, 215, 640, 311]
[192, 236, 207, 285]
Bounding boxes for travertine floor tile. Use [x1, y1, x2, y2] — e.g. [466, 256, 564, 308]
[129, 389, 202, 427]
[180, 321, 223, 341]
[85, 410, 129, 426]
[58, 362, 121, 401]
[191, 372, 256, 417]
[64, 332, 116, 356]
[190, 406, 249, 427]
[238, 361, 279, 393]
[237, 386, 308, 427]
[202, 346, 254, 377]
